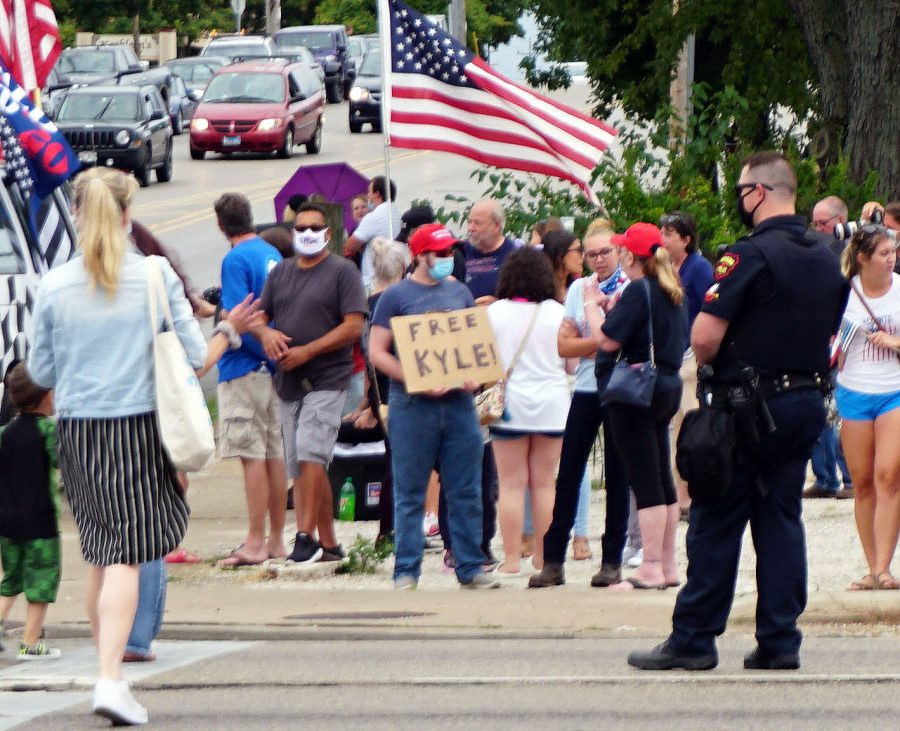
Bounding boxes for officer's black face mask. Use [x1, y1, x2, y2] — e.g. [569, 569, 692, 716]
[735, 182, 772, 230]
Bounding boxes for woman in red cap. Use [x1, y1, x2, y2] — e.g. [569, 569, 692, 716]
[581, 223, 689, 589]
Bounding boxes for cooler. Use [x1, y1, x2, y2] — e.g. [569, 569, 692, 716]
[328, 441, 386, 521]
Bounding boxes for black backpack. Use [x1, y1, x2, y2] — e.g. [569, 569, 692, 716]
[676, 406, 736, 505]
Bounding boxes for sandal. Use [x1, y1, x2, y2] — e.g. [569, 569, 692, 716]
[520, 534, 535, 559]
[572, 536, 592, 561]
[848, 573, 876, 591]
[874, 572, 899, 590]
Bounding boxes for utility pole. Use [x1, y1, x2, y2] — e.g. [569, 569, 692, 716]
[265, 0, 281, 36]
[449, 0, 466, 46]
[669, 0, 695, 149]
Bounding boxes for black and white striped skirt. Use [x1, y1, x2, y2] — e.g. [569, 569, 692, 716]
[57, 412, 190, 566]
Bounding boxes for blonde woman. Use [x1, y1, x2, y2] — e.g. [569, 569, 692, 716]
[582, 223, 688, 590]
[28, 168, 257, 725]
[836, 226, 900, 590]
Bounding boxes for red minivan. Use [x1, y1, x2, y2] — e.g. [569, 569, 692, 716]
[189, 59, 324, 159]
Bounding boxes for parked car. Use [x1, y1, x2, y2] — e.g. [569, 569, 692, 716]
[347, 36, 371, 71]
[348, 52, 382, 133]
[201, 35, 277, 63]
[189, 59, 324, 160]
[168, 75, 201, 134]
[273, 46, 325, 86]
[55, 46, 172, 105]
[273, 25, 354, 104]
[55, 85, 174, 187]
[166, 56, 230, 94]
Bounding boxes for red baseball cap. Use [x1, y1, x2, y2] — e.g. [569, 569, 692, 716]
[409, 223, 457, 257]
[611, 222, 663, 258]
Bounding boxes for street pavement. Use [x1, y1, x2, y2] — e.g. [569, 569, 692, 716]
[1, 456, 897, 728]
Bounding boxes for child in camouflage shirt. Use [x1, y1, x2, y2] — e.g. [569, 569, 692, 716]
[0, 362, 61, 660]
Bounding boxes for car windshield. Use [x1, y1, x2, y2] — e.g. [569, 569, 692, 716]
[359, 53, 380, 76]
[348, 39, 364, 56]
[57, 93, 141, 122]
[275, 32, 333, 50]
[202, 73, 284, 103]
[210, 43, 269, 59]
[169, 62, 219, 84]
[58, 51, 116, 74]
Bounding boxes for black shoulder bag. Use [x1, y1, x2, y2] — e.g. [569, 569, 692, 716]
[601, 279, 657, 408]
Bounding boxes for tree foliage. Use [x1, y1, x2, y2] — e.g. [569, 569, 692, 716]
[524, 0, 899, 197]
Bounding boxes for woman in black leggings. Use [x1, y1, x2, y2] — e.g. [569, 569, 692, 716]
[581, 223, 688, 590]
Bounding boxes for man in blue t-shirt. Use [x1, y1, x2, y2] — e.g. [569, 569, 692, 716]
[462, 198, 518, 305]
[369, 223, 499, 591]
[214, 193, 287, 567]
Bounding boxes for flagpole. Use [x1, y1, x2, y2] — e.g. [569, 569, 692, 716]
[377, 0, 394, 241]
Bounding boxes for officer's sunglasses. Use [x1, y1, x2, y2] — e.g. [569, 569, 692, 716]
[295, 224, 328, 232]
[734, 182, 774, 196]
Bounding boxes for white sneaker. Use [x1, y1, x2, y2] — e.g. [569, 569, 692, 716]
[460, 573, 501, 590]
[626, 548, 643, 569]
[423, 511, 440, 537]
[93, 678, 149, 726]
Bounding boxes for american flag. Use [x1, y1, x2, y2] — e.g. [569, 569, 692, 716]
[384, 0, 616, 202]
[0, 0, 62, 94]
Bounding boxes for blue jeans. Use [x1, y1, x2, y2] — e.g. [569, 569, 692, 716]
[127, 559, 166, 657]
[810, 423, 851, 491]
[390, 390, 485, 583]
[671, 389, 825, 658]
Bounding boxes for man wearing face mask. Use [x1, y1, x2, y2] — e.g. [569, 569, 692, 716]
[253, 203, 369, 565]
[368, 223, 500, 590]
[628, 151, 847, 673]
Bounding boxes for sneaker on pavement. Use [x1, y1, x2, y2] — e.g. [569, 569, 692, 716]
[394, 575, 418, 590]
[460, 573, 501, 590]
[320, 544, 346, 562]
[17, 642, 61, 660]
[625, 548, 643, 568]
[423, 511, 440, 537]
[627, 640, 717, 671]
[286, 532, 323, 564]
[93, 678, 148, 726]
[835, 487, 855, 500]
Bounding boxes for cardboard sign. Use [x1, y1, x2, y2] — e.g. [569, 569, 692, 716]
[390, 307, 504, 393]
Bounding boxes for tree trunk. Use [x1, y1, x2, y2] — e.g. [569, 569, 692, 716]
[843, 1, 900, 198]
[790, 0, 900, 197]
[132, 14, 140, 58]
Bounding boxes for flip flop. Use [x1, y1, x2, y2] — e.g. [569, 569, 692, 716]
[123, 652, 156, 663]
[165, 549, 201, 564]
[218, 550, 265, 568]
[874, 572, 899, 590]
[848, 574, 876, 591]
[617, 577, 668, 591]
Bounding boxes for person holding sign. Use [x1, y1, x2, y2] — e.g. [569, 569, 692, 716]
[369, 224, 501, 590]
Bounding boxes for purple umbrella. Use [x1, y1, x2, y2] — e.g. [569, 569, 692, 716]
[274, 162, 370, 234]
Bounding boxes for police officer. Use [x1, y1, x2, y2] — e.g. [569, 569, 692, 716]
[627, 151, 848, 672]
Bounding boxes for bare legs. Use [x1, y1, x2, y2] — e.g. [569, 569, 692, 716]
[86, 564, 139, 680]
[235, 457, 287, 563]
[297, 461, 337, 548]
[494, 435, 563, 573]
[841, 408, 900, 586]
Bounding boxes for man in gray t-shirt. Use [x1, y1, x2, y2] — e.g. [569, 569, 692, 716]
[254, 203, 369, 565]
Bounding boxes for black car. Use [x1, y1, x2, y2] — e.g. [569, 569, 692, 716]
[273, 25, 355, 103]
[348, 52, 382, 133]
[55, 85, 173, 187]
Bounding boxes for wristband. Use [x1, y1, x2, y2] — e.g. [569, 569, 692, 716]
[212, 321, 242, 350]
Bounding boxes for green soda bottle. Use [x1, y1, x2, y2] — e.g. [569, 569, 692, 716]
[339, 477, 356, 522]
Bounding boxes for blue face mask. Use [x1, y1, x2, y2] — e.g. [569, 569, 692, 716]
[428, 256, 454, 281]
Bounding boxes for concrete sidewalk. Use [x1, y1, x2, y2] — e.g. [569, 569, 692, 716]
[6, 458, 899, 643]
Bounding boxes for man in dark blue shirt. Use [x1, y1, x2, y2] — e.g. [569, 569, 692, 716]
[463, 198, 518, 304]
[214, 193, 287, 568]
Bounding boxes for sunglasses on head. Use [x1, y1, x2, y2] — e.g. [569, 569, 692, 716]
[296, 224, 328, 232]
[659, 213, 684, 228]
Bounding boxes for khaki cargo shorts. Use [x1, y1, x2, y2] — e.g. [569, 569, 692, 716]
[217, 369, 284, 461]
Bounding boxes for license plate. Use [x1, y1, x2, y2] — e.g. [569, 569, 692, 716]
[78, 150, 97, 164]
[223, 135, 241, 146]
